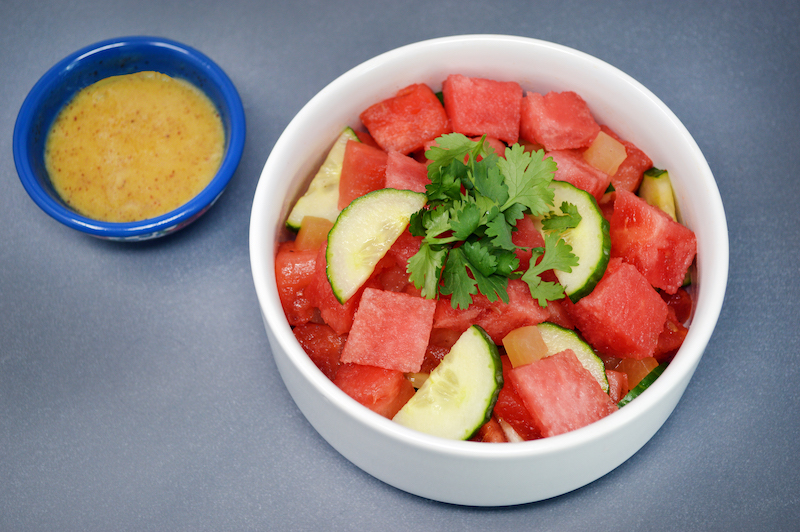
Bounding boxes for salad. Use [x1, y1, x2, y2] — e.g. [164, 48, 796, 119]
[275, 74, 697, 442]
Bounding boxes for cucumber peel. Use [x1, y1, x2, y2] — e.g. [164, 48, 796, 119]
[618, 362, 668, 407]
[393, 325, 503, 440]
[535, 180, 611, 303]
[638, 167, 677, 221]
[537, 322, 609, 393]
[286, 127, 359, 231]
[326, 188, 426, 304]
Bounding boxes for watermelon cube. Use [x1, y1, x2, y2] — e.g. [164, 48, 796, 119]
[433, 279, 549, 345]
[520, 91, 600, 151]
[510, 349, 618, 437]
[340, 288, 436, 373]
[275, 241, 317, 326]
[569, 258, 669, 360]
[384, 150, 430, 193]
[547, 149, 611, 201]
[293, 323, 345, 381]
[512, 214, 545, 272]
[442, 74, 522, 144]
[333, 363, 416, 418]
[598, 125, 653, 193]
[493, 356, 543, 441]
[338, 140, 388, 209]
[609, 189, 697, 294]
[359, 83, 451, 155]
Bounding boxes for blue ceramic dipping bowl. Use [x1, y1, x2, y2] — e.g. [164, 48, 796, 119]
[13, 36, 246, 241]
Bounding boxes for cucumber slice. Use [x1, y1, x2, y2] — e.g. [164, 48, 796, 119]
[326, 188, 426, 303]
[638, 167, 676, 221]
[286, 127, 359, 231]
[534, 180, 610, 303]
[392, 325, 503, 440]
[537, 322, 609, 393]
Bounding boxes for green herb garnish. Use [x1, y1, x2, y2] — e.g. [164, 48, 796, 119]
[407, 133, 579, 309]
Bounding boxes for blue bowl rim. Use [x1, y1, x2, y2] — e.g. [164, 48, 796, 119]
[12, 35, 246, 239]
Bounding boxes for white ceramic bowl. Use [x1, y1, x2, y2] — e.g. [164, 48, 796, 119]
[249, 35, 728, 506]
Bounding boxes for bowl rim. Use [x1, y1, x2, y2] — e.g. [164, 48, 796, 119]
[250, 34, 729, 460]
[12, 35, 246, 240]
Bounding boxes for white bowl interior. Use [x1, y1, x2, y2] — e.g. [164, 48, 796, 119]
[249, 35, 728, 506]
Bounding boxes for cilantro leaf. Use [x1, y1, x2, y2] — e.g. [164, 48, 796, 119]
[406, 133, 573, 310]
[521, 232, 580, 306]
[497, 146, 556, 216]
[541, 201, 582, 231]
[408, 242, 447, 299]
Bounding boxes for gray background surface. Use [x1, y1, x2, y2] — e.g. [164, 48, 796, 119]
[2, 1, 798, 530]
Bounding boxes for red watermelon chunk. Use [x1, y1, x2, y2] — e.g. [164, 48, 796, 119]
[340, 288, 436, 373]
[510, 349, 618, 437]
[333, 363, 415, 418]
[512, 213, 545, 271]
[293, 323, 345, 381]
[338, 140, 388, 209]
[547, 149, 611, 201]
[306, 242, 369, 335]
[384, 150, 430, 193]
[609, 189, 697, 294]
[493, 356, 543, 440]
[433, 279, 549, 344]
[569, 258, 669, 360]
[275, 241, 317, 326]
[442, 74, 522, 144]
[598, 125, 653, 193]
[520, 91, 600, 151]
[359, 83, 451, 155]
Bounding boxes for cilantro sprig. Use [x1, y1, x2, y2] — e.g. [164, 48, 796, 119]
[407, 133, 579, 309]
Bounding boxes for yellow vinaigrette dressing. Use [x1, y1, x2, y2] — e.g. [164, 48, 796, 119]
[44, 71, 225, 223]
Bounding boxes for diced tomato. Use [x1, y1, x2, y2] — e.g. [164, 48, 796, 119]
[520, 91, 600, 151]
[510, 349, 618, 437]
[661, 286, 693, 324]
[442, 74, 522, 144]
[340, 288, 436, 373]
[471, 417, 508, 443]
[546, 149, 611, 201]
[384, 150, 429, 193]
[569, 258, 669, 360]
[605, 369, 629, 404]
[493, 356, 542, 441]
[333, 363, 416, 418]
[275, 241, 317, 326]
[293, 323, 345, 380]
[610, 189, 697, 294]
[305, 242, 364, 334]
[598, 125, 653, 193]
[654, 305, 689, 363]
[338, 140, 388, 209]
[360, 83, 451, 155]
[420, 327, 461, 373]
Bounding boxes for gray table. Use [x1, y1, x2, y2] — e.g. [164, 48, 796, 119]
[2, 1, 798, 530]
